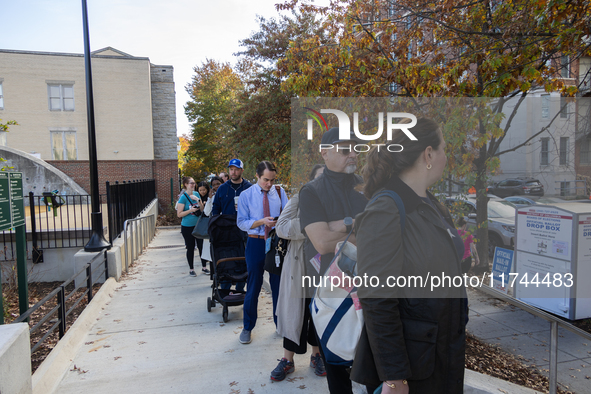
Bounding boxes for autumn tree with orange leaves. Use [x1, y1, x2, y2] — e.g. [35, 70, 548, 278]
[278, 0, 591, 260]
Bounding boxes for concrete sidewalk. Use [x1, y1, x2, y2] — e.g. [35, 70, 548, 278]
[50, 228, 546, 394]
[466, 288, 591, 393]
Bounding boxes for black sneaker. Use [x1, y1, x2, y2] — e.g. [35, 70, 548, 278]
[202, 268, 210, 274]
[270, 358, 295, 381]
[310, 353, 326, 376]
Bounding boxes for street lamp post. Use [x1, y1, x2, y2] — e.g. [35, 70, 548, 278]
[82, 0, 111, 252]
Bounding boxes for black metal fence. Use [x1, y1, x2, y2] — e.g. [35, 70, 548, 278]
[26, 193, 107, 260]
[106, 179, 157, 244]
[0, 179, 156, 261]
[13, 250, 108, 355]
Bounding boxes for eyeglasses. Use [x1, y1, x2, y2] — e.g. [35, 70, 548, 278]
[335, 148, 359, 156]
[188, 182, 196, 185]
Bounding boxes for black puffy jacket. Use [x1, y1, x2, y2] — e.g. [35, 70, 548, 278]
[351, 176, 467, 393]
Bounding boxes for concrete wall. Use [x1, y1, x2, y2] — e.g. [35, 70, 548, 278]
[0, 145, 86, 197]
[151, 64, 177, 160]
[0, 49, 154, 161]
[73, 198, 158, 287]
[0, 323, 32, 394]
[0, 247, 81, 285]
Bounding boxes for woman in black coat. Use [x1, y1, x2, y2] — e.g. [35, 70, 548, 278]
[351, 118, 468, 394]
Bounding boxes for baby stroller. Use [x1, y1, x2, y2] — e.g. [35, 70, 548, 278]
[206, 214, 248, 322]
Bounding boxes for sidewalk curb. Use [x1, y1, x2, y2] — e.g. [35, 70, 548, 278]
[32, 277, 119, 394]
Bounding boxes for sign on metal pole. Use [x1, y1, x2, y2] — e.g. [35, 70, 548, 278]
[10, 172, 25, 228]
[0, 172, 12, 231]
[0, 171, 25, 230]
[0, 171, 28, 319]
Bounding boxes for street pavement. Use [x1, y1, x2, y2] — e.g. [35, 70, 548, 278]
[50, 228, 589, 394]
[466, 288, 591, 393]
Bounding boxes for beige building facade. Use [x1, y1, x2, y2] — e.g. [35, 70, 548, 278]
[0, 47, 155, 160]
[0, 47, 178, 208]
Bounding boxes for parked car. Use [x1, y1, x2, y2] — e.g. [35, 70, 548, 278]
[488, 178, 545, 198]
[504, 196, 537, 208]
[445, 197, 516, 257]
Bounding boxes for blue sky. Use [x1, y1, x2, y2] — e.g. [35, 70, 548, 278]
[1, 0, 321, 137]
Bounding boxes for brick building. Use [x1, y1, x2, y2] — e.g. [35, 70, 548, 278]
[0, 47, 178, 209]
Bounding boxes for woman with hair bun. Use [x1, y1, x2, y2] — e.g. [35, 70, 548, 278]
[351, 118, 467, 393]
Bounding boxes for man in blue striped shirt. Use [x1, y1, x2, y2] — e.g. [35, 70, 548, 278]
[237, 160, 288, 344]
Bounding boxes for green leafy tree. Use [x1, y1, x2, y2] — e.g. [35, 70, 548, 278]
[184, 59, 244, 175]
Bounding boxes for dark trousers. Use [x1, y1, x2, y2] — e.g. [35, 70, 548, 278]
[461, 257, 472, 274]
[284, 298, 319, 354]
[195, 238, 207, 267]
[243, 237, 280, 331]
[181, 226, 196, 270]
[315, 336, 354, 394]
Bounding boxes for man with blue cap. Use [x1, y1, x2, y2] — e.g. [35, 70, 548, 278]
[212, 159, 253, 216]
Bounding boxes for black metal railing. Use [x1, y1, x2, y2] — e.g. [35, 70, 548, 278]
[106, 179, 156, 244]
[13, 250, 108, 354]
[24, 193, 107, 259]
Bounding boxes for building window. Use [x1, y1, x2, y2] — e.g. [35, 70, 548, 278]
[0, 82, 4, 109]
[541, 95, 549, 118]
[50, 131, 77, 160]
[48, 84, 74, 111]
[560, 55, 571, 78]
[580, 139, 591, 165]
[0, 132, 6, 146]
[541, 137, 549, 166]
[560, 96, 568, 118]
[559, 137, 569, 166]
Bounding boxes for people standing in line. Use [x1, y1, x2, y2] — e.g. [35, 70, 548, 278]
[211, 159, 252, 292]
[457, 217, 480, 274]
[176, 176, 201, 277]
[204, 176, 223, 217]
[271, 164, 325, 382]
[298, 128, 368, 394]
[236, 161, 288, 345]
[352, 118, 467, 394]
[193, 181, 211, 274]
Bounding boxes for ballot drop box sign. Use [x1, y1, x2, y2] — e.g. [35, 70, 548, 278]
[515, 203, 591, 320]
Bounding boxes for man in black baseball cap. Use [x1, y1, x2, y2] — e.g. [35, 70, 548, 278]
[320, 127, 361, 146]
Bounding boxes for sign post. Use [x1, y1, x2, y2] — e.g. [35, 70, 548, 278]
[0, 171, 28, 321]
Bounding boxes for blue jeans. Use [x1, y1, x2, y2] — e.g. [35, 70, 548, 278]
[243, 237, 280, 331]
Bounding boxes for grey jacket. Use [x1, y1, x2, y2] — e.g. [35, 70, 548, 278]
[275, 194, 307, 344]
[351, 176, 467, 393]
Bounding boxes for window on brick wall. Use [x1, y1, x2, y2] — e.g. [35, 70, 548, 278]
[0, 81, 4, 109]
[541, 137, 549, 166]
[559, 137, 569, 166]
[48, 83, 74, 111]
[51, 131, 77, 160]
[541, 95, 549, 118]
[560, 55, 571, 78]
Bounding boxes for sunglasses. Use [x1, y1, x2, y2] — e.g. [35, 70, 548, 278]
[335, 147, 359, 156]
[188, 182, 196, 185]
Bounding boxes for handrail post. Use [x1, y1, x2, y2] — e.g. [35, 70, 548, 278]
[58, 285, 66, 338]
[86, 263, 93, 303]
[29, 192, 42, 263]
[549, 321, 558, 394]
[124, 221, 129, 272]
[104, 249, 109, 281]
[106, 181, 113, 245]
